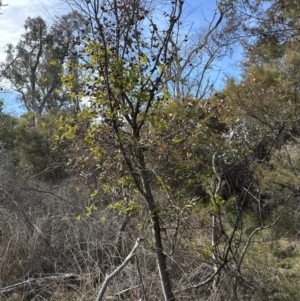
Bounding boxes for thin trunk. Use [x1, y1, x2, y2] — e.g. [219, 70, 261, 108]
[211, 212, 219, 290]
[34, 108, 42, 126]
[137, 150, 175, 301]
[151, 207, 175, 301]
[212, 152, 221, 290]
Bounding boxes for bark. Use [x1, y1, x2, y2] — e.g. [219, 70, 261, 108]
[211, 152, 222, 290]
[211, 213, 219, 290]
[137, 150, 176, 301]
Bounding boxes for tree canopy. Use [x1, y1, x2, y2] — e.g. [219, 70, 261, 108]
[1, 11, 86, 123]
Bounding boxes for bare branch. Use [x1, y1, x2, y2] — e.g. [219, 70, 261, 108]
[95, 237, 143, 301]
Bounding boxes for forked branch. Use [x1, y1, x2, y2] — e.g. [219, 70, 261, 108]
[95, 237, 144, 301]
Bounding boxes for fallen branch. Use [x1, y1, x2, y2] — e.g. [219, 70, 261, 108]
[175, 259, 231, 293]
[95, 237, 143, 301]
[0, 273, 81, 295]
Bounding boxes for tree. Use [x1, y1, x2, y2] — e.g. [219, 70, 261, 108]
[219, 0, 300, 60]
[58, 0, 231, 300]
[13, 110, 68, 181]
[1, 11, 86, 125]
[222, 0, 300, 149]
[218, 5, 300, 294]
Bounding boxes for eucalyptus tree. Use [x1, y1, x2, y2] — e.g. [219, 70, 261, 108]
[219, 0, 300, 62]
[1, 11, 86, 124]
[221, 0, 300, 149]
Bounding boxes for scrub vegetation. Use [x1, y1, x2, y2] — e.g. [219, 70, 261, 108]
[1, 0, 300, 300]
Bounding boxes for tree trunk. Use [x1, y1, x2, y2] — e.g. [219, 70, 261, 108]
[34, 110, 41, 127]
[151, 207, 175, 301]
[211, 212, 220, 290]
[137, 151, 176, 301]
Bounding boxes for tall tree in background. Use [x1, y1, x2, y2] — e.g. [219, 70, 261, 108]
[220, 0, 300, 57]
[1, 11, 85, 124]
[222, 0, 300, 146]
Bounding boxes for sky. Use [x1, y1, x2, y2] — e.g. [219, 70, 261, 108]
[0, 0, 242, 114]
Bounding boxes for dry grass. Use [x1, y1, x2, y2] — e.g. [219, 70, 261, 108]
[1, 157, 299, 301]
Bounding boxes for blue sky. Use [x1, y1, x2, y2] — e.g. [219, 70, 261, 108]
[0, 0, 242, 115]
[185, 0, 242, 80]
